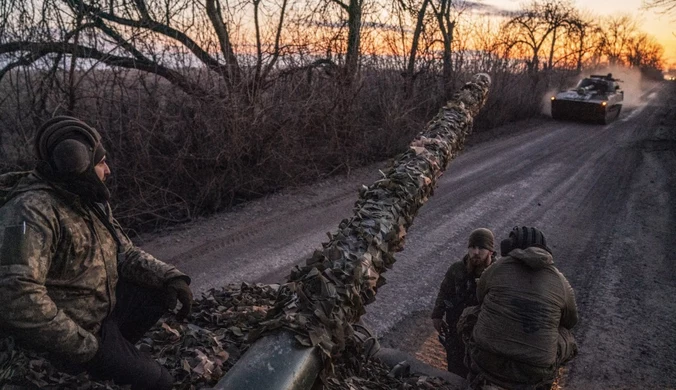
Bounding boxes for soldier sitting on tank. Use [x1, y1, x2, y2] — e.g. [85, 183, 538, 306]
[0, 116, 194, 389]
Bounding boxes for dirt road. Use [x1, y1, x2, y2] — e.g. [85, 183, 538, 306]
[140, 81, 676, 389]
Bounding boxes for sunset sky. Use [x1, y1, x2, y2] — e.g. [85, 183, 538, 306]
[482, 0, 676, 69]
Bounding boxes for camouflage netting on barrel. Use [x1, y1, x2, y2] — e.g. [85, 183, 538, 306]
[1, 283, 456, 389]
[0, 74, 490, 390]
[253, 74, 491, 366]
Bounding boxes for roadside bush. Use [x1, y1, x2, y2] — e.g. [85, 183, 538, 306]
[0, 66, 554, 232]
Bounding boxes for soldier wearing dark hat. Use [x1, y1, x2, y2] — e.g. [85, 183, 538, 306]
[466, 226, 579, 390]
[431, 228, 497, 378]
[0, 116, 194, 389]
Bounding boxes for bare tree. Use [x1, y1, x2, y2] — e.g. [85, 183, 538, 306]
[0, 0, 292, 98]
[544, 10, 604, 72]
[398, 0, 431, 80]
[252, 0, 289, 95]
[626, 32, 664, 68]
[310, 0, 365, 83]
[500, 0, 580, 74]
[541, 1, 580, 70]
[642, 0, 676, 16]
[465, 17, 505, 73]
[566, 15, 602, 72]
[599, 15, 639, 66]
[429, 0, 462, 91]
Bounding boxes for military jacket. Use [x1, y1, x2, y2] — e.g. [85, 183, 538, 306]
[431, 254, 490, 327]
[472, 247, 578, 368]
[0, 171, 188, 363]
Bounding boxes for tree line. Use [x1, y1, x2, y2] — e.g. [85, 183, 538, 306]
[0, 0, 667, 231]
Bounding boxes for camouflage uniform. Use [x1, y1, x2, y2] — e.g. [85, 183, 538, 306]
[468, 247, 578, 388]
[0, 171, 188, 364]
[432, 254, 494, 377]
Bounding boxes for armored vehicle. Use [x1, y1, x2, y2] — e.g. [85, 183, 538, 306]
[551, 74, 623, 124]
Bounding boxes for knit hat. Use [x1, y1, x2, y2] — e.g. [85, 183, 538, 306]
[468, 228, 495, 253]
[504, 226, 552, 254]
[35, 116, 106, 174]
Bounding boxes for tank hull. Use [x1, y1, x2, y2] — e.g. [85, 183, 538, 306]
[550, 74, 624, 125]
[551, 99, 622, 124]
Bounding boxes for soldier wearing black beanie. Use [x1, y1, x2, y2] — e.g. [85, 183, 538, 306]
[500, 226, 552, 256]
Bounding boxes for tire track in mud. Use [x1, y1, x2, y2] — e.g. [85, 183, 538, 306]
[369, 118, 622, 337]
[565, 152, 676, 389]
[374, 89, 669, 387]
[167, 188, 374, 293]
[560, 85, 676, 389]
[168, 119, 603, 294]
[139, 84, 672, 388]
[424, 86, 671, 389]
[165, 190, 359, 266]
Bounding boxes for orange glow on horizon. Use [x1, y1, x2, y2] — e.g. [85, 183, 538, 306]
[483, 0, 676, 69]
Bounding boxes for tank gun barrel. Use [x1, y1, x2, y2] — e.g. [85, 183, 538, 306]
[211, 73, 492, 390]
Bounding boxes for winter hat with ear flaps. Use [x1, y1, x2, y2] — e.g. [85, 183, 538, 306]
[34, 116, 110, 202]
[503, 226, 552, 255]
[35, 116, 106, 174]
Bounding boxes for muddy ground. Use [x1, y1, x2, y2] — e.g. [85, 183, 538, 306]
[139, 81, 676, 389]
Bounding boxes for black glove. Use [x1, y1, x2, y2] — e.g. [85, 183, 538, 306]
[164, 278, 193, 321]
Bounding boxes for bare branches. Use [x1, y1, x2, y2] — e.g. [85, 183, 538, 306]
[0, 41, 207, 96]
[642, 0, 676, 17]
[406, 0, 430, 79]
[92, 18, 148, 61]
[258, 0, 289, 86]
[131, 0, 151, 20]
[0, 0, 666, 124]
[429, 0, 459, 92]
[205, 0, 241, 84]
[65, 0, 229, 76]
[328, 0, 350, 12]
[0, 52, 50, 81]
[501, 0, 582, 73]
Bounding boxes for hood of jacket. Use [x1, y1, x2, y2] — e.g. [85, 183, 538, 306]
[0, 171, 77, 207]
[506, 246, 554, 269]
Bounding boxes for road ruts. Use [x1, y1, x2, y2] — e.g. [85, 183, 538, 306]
[373, 84, 676, 389]
[140, 82, 675, 389]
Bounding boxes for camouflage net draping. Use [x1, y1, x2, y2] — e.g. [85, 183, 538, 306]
[255, 74, 491, 364]
[1, 283, 454, 390]
[0, 74, 490, 390]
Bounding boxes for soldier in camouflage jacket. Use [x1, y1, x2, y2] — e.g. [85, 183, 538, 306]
[431, 228, 496, 378]
[0, 116, 193, 389]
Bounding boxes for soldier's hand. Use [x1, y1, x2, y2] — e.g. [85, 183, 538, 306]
[433, 318, 444, 333]
[164, 278, 194, 321]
